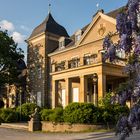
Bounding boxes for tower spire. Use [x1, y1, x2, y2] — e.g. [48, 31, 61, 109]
[48, 0, 51, 14]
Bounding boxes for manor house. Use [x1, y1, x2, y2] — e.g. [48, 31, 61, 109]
[27, 7, 127, 108]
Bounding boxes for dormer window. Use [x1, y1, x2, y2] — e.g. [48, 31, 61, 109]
[75, 29, 82, 43]
[59, 37, 65, 50]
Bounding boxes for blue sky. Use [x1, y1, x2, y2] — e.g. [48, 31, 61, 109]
[0, 0, 128, 57]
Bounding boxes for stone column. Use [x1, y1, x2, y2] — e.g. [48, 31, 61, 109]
[52, 80, 58, 108]
[80, 57, 84, 66]
[52, 64, 55, 72]
[65, 78, 71, 106]
[98, 74, 106, 98]
[93, 83, 98, 106]
[65, 60, 69, 69]
[80, 76, 87, 102]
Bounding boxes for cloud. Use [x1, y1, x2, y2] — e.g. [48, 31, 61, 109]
[11, 31, 26, 44]
[0, 19, 26, 44]
[20, 25, 30, 32]
[0, 20, 15, 31]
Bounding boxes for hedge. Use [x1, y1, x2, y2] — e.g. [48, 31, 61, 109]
[16, 103, 39, 121]
[40, 102, 129, 125]
[0, 108, 19, 123]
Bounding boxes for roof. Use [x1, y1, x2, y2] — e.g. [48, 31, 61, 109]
[107, 6, 125, 18]
[54, 7, 125, 52]
[29, 13, 69, 39]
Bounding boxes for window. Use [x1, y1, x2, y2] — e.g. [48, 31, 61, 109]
[116, 49, 125, 59]
[84, 53, 97, 65]
[55, 61, 65, 72]
[59, 37, 65, 50]
[75, 30, 82, 43]
[84, 54, 91, 65]
[75, 34, 81, 42]
[68, 57, 80, 68]
[59, 41, 64, 49]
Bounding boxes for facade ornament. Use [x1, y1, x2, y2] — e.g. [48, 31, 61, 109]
[98, 24, 106, 36]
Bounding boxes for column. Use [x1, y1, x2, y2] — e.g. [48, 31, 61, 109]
[80, 57, 84, 66]
[93, 82, 98, 106]
[65, 78, 71, 106]
[52, 64, 55, 72]
[65, 60, 69, 69]
[98, 74, 106, 98]
[80, 76, 87, 102]
[52, 80, 58, 108]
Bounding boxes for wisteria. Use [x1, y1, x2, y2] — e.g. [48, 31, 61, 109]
[103, 0, 140, 139]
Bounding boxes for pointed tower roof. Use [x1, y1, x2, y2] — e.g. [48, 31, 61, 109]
[29, 13, 69, 39]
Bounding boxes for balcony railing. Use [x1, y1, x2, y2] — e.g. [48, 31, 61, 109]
[52, 53, 104, 72]
[55, 61, 65, 72]
[84, 54, 98, 65]
[68, 58, 80, 69]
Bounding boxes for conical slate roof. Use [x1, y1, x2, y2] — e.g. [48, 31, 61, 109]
[29, 13, 69, 39]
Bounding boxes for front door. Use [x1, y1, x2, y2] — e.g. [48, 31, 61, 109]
[72, 88, 79, 102]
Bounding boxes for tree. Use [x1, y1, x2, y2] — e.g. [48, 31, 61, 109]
[0, 30, 24, 86]
[103, 0, 140, 139]
[0, 29, 27, 106]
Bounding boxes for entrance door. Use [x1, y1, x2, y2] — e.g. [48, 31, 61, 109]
[61, 89, 66, 107]
[72, 88, 79, 102]
[37, 92, 42, 107]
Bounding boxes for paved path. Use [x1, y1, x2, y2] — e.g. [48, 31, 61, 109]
[0, 127, 140, 140]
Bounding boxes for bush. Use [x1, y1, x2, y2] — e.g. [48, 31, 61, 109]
[40, 109, 54, 121]
[16, 103, 39, 121]
[64, 103, 97, 124]
[0, 108, 19, 123]
[49, 107, 64, 123]
[99, 93, 130, 125]
[113, 104, 129, 123]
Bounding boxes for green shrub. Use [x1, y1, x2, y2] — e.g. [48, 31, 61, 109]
[99, 93, 130, 125]
[0, 108, 19, 123]
[49, 107, 64, 123]
[16, 103, 39, 121]
[113, 104, 129, 123]
[40, 109, 54, 121]
[64, 102, 97, 124]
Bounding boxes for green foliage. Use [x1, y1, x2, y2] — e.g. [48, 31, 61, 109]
[99, 93, 130, 124]
[40, 109, 54, 121]
[0, 30, 24, 86]
[16, 103, 39, 121]
[98, 92, 112, 107]
[113, 104, 129, 122]
[63, 103, 97, 124]
[49, 107, 64, 123]
[0, 108, 19, 123]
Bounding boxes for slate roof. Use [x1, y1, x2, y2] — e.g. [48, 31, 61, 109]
[64, 7, 125, 49]
[107, 6, 125, 18]
[29, 13, 69, 39]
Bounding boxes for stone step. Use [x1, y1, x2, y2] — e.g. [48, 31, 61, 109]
[0, 123, 28, 130]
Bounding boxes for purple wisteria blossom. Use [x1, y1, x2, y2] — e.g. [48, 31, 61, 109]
[103, 0, 140, 139]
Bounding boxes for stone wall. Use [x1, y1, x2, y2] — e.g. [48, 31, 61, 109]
[41, 122, 106, 132]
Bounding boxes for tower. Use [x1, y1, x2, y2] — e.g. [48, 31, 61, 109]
[27, 13, 69, 107]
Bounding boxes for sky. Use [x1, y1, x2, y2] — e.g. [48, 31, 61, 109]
[0, 0, 128, 59]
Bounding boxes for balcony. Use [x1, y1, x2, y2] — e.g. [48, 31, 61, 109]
[84, 54, 98, 65]
[68, 58, 80, 69]
[51, 53, 102, 73]
[55, 61, 65, 72]
[51, 51, 126, 74]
